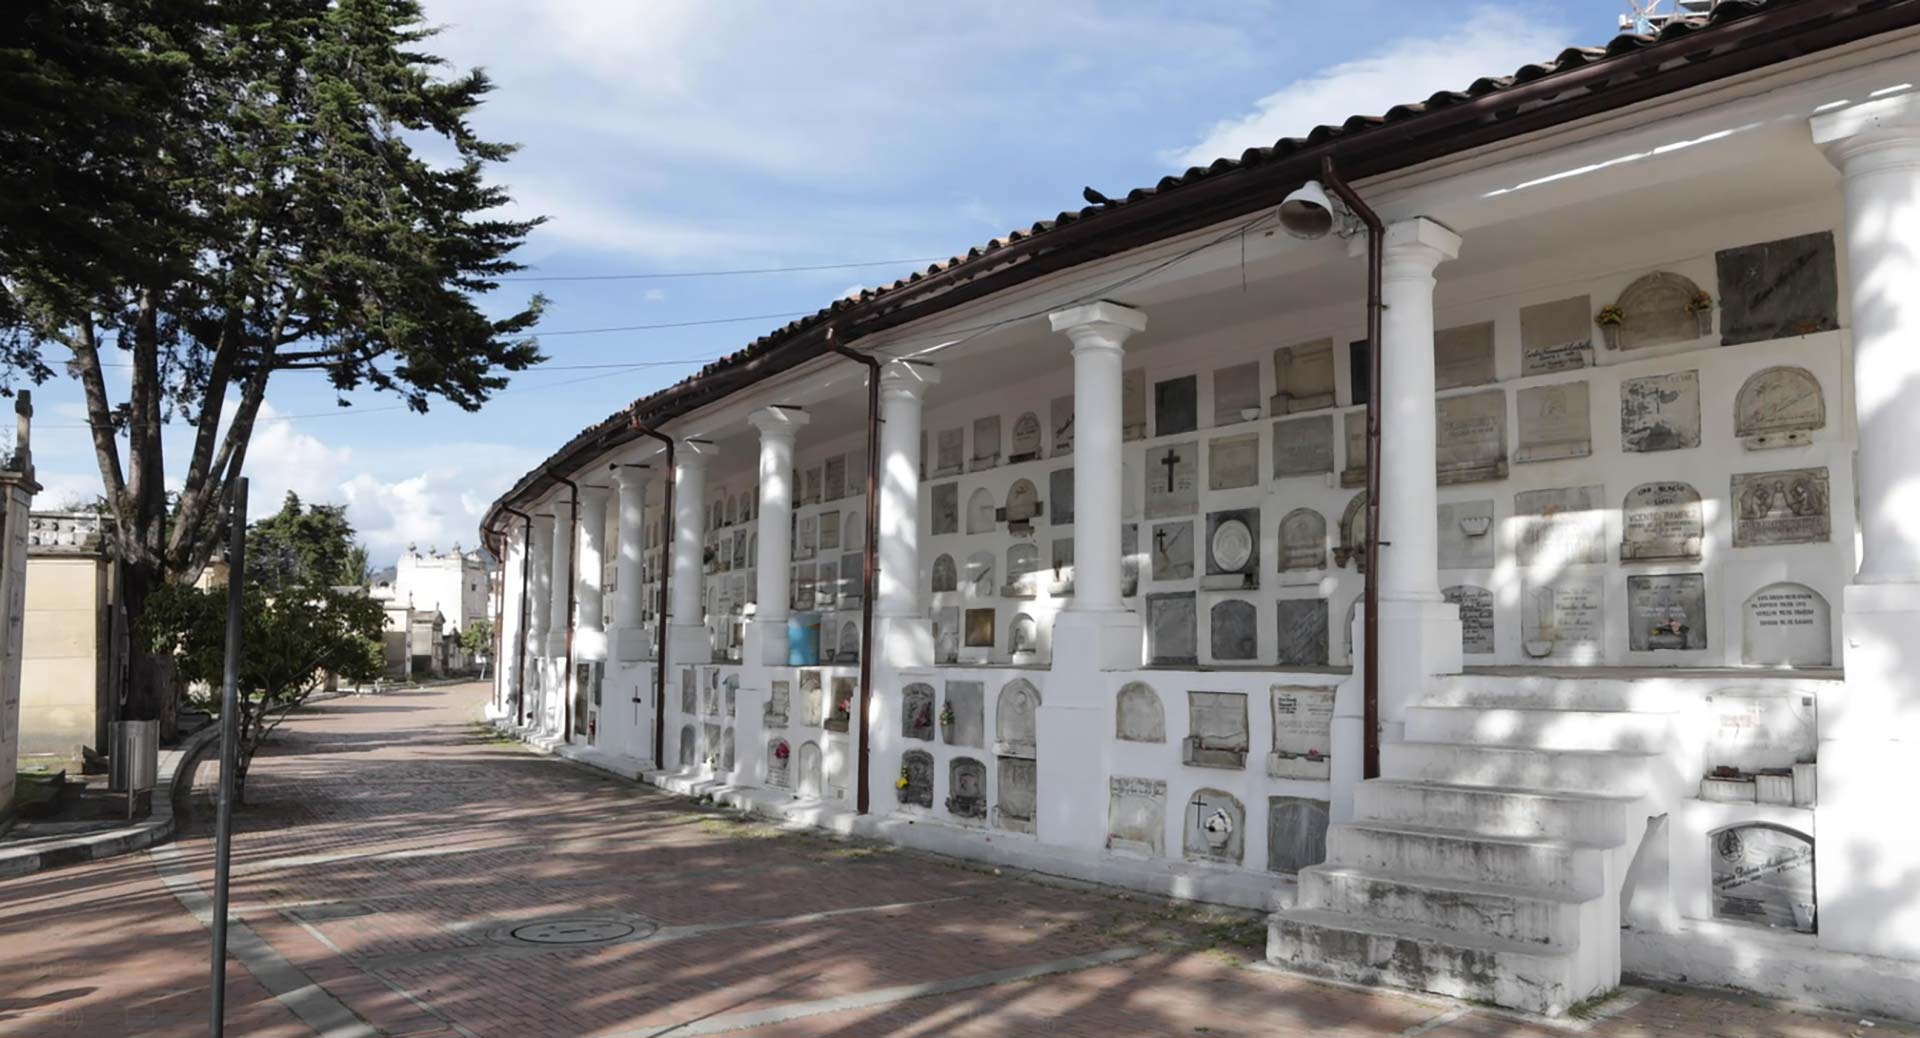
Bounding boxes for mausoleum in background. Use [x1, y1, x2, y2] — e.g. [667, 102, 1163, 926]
[483, 2, 1920, 1018]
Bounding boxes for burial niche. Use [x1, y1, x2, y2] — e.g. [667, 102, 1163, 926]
[765, 679, 791, 727]
[827, 676, 855, 733]
[944, 680, 986, 747]
[971, 415, 1002, 471]
[1267, 797, 1331, 875]
[1009, 412, 1043, 464]
[1742, 582, 1832, 668]
[677, 724, 696, 767]
[1008, 613, 1040, 660]
[1107, 777, 1168, 857]
[1214, 362, 1262, 425]
[826, 740, 851, 800]
[1734, 366, 1825, 449]
[902, 682, 936, 741]
[1602, 271, 1712, 351]
[966, 488, 997, 534]
[1269, 686, 1334, 779]
[931, 553, 958, 593]
[720, 728, 736, 772]
[996, 757, 1038, 834]
[1274, 599, 1330, 667]
[1050, 468, 1074, 526]
[767, 738, 791, 787]
[1155, 374, 1199, 436]
[1334, 492, 1368, 572]
[1621, 370, 1702, 454]
[1278, 507, 1327, 576]
[1184, 691, 1250, 770]
[1203, 508, 1260, 591]
[1621, 482, 1704, 561]
[1710, 823, 1816, 931]
[1115, 682, 1165, 743]
[1183, 788, 1246, 866]
[799, 670, 824, 726]
[933, 428, 964, 478]
[1273, 414, 1336, 480]
[1004, 479, 1042, 536]
[1210, 600, 1258, 662]
[1271, 338, 1336, 414]
[1146, 592, 1198, 666]
[898, 750, 934, 809]
[836, 621, 860, 664]
[995, 679, 1041, 758]
[934, 606, 960, 664]
[1004, 543, 1041, 598]
[797, 741, 823, 797]
[965, 551, 996, 598]
[931, 484, 959, 536]
[1443, 585, 1496, 655]
[947, 757, 988, 820]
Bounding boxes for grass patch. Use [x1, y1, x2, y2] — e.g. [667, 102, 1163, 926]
[467, 723, 521, 747]
[1567, 988, 1622, 1021]
[697, 816, 784, 841]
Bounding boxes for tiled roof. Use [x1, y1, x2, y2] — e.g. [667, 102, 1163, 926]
[483, 0, 1915, 531]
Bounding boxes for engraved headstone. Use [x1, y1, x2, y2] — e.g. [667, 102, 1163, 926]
[1123, 369, 1148, 441]
[1742, 583, 1832, 668]
[1184, 692, 1249, 769]
[1608, 271, 1711, 351]
[931, 483, 959, 536]
[1210, 599, 1258, 661]
[1443, 585, 1495, 655]
[1213, 362, 1263, 425]
[1008, 613, 1039, 659]
[767, 738, 790, 787]
[996, 757, 1038, 834]
[1621, 370, 1701, 453]
[996, 679, 1041, 757]
[1147, 592, 1198, 665]
[1628, 573, 1708, 652]
[964, 607, 995, 648]
[1051, 393, 1075, 456]
[971, 415, 1002, 471]
[1208, 433, 1259, 491]
[1622, 482, 1704, 561]
[1522, 576, 1605, 661]
[1515, 486, 1608, 567]
[1435, 389, 1508, 484]
[1004, 478, 1042, 536]
[1515, 381, 1591, 464]
[825, 454, 847, 501]
[819, 509, 841, 552]
[1155, 374, 1199, 436]
[898, 750, 934, 808]
[1734, 366, 1825, 449]
[1520, 295, 1594, 374]
[1436, 500, 1495, 569]
[1145, 442, 1199, 518]
[1272, 414, 1336, 480]
[946, 757, 986, 819]
[799, 669, 824, 727]
[1711, 824, 1816, 930]
[934, 606, 961, 664]
[1275, 599, 1330, 667]
[902, 683, 935, 741]
[1268, 686, 1335, 779]
[1184, 788, 1245, 865]
[1716, 231, 1839, 346]
[1340, 410, 1367, 488]
[1278, 508, 1328, 574]
[1268, 797, 1331, 875]
[1435, 321, 1496, 390]
[1107, 777, 1168, 857]
[1116, 682, 1165, 742]
[766, 679, 791, 727]
[1050, 467, 1074, 526]
[1203, 508, 1259, 590]
[965, 551, 994, 597]
[1004, 542, 1040, 598]
[1732, 467, 1829, 547]
[1272, 338, 1337, 414]
[944, 680, 985, 747]
[934, 427, 964, 478]
[1009, 412, 1043, 464]
[966, 488, 996, 535]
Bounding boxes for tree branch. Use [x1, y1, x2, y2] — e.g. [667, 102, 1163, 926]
[65, 322, 130, 517]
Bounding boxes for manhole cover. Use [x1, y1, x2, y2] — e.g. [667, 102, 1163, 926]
[489, 913, 658, 948]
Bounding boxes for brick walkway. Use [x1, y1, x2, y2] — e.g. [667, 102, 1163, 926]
[0, 682, 1904, 1038]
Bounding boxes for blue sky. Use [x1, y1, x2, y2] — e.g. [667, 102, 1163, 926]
[32, 0, 1615, 564]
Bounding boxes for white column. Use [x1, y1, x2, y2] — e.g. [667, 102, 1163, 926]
[1377, 218, 1458, 603]
[667, 441, 715, 663]
[870, 361, 941, 669]
[610, 466, 651, 661]
[748, 407, 808, 664]
[574, 484, 610, 662]
[1810, 96, 1920, 960]
[523, 518, 553, 718]
[544, 506, 573, 659]
[1047, 301, 1147, 671]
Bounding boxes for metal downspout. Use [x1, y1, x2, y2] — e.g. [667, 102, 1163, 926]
[556, 476, 581, 739]
[828, 329, 881, 816]
[632, 421, 675, 770]
[502, 505, 534, 727]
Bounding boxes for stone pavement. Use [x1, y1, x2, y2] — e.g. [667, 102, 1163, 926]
[0, 682, 1906, 1038]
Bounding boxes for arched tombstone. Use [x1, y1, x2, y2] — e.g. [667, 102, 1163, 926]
[844, 511, 863, 551]
[1005, 478, 1042, 536]
[1008, 613, 1039, 660]
[837, 621, 860, 663]
[1183, 788, 1246, 865]
[720, 728, 736, 772]
[797, 741, 823, 798]
[898, 749, 935, 808]
[825, 740, 850, 800]
[995, 679, 1041, 758]
[902, 683, 936, 741]
[1621, 482, 1704, 561]
[996, 757, 1037, 834]
[1335, 492, 1368, 572]
[946, 757, 987, 819]
[1710, 823, 1815, 930]
[1115, 682, 1165, 743]
[1603, 271, 1712, 351]
[1009, 412, 1043, 463]
[1741, 582, 1833, 667]
[1278, 507, 1327, 576]
[1734, 366, 1826, 449]
[1004, 543, 1040, 598]
[678, 724, 696, 767]
[767, 738, 791, 787]
[1210, 599, 1259, 661]
[931, 553, 958, 593]
[966, 488, 997, 534]
[965, 551, 996, 598]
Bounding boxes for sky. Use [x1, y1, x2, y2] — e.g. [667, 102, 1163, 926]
[29, 0, 1620, 566]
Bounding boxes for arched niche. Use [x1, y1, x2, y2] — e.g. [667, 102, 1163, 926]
[1335, 492, 1368, 572]
[677, 724, 696, 768]
[1006, 479, 1041, 531]
[797, 741, 823, 798]
[966, 488, 997, 534]
[995, 679, 1041, 758]
[1008, 613, 1039, 658]
[1115, 682, 1165, 743]
[902, 683, 936, 741]
[1734, 365, 1825, 448]
[1278, 507, 1327, 572]
[930, 553, 958, 593]
[1606, 270, 1711, 351]
[1741, 582, 1832, 667]
[965, 551, 996, 598]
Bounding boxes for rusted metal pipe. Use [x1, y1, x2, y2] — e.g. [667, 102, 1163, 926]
[631, 421, 676, 769]
[555, 476, 581, 739]
[827, 328, 881, 816]
[501, 505, 534, 726]
[1320, 157, 1385, 782]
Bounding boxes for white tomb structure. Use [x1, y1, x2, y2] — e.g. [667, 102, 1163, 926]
[482, 8, 1920, 1019]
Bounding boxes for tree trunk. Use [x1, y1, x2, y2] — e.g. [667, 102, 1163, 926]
[120, 561, 180, 740]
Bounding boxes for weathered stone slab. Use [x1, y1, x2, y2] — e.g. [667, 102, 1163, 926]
[827, 676, 855, 733]
[765, 679, 791, 727]
[966, 488, 995, 535]
[1716, 231, 1839, 346]
[1606, 271, 1711, 351]
[1521, 576, 1605, 661]
[1147, 592, 1198, 665]
[933, 428, 964, 478]
[1145, 441, 1199, 518]
[1436, 389, 1508, 483]
[1184, 691, 1249, 770]
[799, 669, 824, 726]
[1434, 321, 1496, 390]
[1340, 410, 1367, 488]
[898, 749, 934, 808]
[1520, 295, 1594, 374]
[1213, 362, 1263, 426]
[1123, 369, 1147, 441]
[943, 679, 985, 747]
[1051, 394, 1075, 456]
[1278, 507, 1327, 574]
[1184, 788, 1245, 865]
[1628, 573, 1708, 652]
[1210, 599, 1258, 661]
[1268, 686, 1334, 779]
[1621, 369, 1701, 453]
[931, 483, 959, 536]
[902, 683, 935, 741]
[1734, 366, 1825, 449]
[971, 415, 1001, 471]
[1271, 338, 1336, 414]
[1116, 682, 1164, 742]
[1155, 374, 1198, 437]
[1274, 599, 1329, 667]
[1268, 797, 1331, 875]
[1515, 381, 1591, 464]
[995, 757, 1037, 834]
[1732, 467, 1829, 547]
[767, 738, 790, 787]
[995, 679, 1041, 758]
[946, 757, 986, 819]
[1107, 777, 1167, 858]
[1622, 481, 1703, 561]
[1742, 582, 1832, 668]
[1050, 467, 1074, 526]
[1009, 411, 1043, 463]
[1202, 508, 1259, 591]
[1443, 585, 1495, 655]
[1515, 485, 1608, 567]
[1208, 433, 1259, 491]
[1272, 414, 1335, 480]
[1711, 824, 1815, 930]
[1436, 500, 1496, 569]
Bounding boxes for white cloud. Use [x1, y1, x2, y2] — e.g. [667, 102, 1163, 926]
[1164, 10, 1570, 170]
[241, 402, 354, 517]
[642, 288, 667, 302]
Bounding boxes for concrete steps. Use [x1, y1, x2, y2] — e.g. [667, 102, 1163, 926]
[1356, 780, 1632, 843]
[1297, 865, 1587, 946]
[1406, 705, 1666, 752]
[1269, 909, 1584, 1016]
[1328, 821, 1603, 895]
[1382, 742, 1658, 797]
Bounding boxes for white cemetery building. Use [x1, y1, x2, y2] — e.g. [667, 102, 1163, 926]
[485, 6, 1920, 1018]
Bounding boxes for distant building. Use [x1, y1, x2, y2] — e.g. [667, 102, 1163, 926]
[0, 396, 43, 827]
[368, 544, 491, 675]
[17, 511, 121, 766]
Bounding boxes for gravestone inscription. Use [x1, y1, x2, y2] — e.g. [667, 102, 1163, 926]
[1340, 410, 1367, 488]
[1435, 389, 1509, 484]
[1742, 582, 1832, 667]
[1272, 414, 1336, 480]
[1107, 777, 1167, 857]
[1275, 599, 1329, 667]
[1520, 295, 1594, 374]
[799, 669, 824, 726]
[1004, 543, 1040, 598]
[1716, 231, 1839, 346]
[966, 488, 995, 535]
[825, 454, 847, 501]
[1515, 485, 1608, 567]
[1209, 433, 1260, 491]
[931, 553, 958, 593]
[898, 750, 934, 808]
[1210, 599, 1258, 661]
[902, 683, 935, 741]
[1621, 369, 1701, 453]
[1049, 537, 1074, 596]
[1515, 381, 1592, 464]
[1008, 613, 1040, 659]
[1443, 585, 1495, 654]
[1711, 824, 1816, 930]
[1621, 482, 1704, 561]
[964, 608, 995, 648]
[1268, 686, 1334, 779]
[1608, 271, 1711, 351]
[934, 606, 960, 664]
[1185, 691, 1250, 769]
[1628, 573, 1708, 652]
[1732, 467, 1829, 547]
[767, 739, 790, 787]
[1272, 338, 1337, 414]
[1278, 508, 1327, 574]
[1145, 442, 1199, 518]
[996, 680, 1041, 757]
[1734, 366, 1825, 449]
[1009, 412, 1043, 463]
[1434, 321, 1496, 390]
[766, 679, 791, 727]
[1522, 576, 1605, 661]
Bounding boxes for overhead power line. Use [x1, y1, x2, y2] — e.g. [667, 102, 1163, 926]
[500, 256, 948, 283]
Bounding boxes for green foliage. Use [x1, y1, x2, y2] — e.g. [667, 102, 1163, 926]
[248, 492, 362, 592]
[458, 617, 493, 657]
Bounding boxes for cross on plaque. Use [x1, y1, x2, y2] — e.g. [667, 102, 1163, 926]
[1160, 448, 1183, 492]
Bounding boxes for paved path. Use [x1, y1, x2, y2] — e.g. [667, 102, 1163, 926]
[0, 682, 1905, 1037]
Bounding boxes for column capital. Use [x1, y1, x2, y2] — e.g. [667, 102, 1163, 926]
[748, 406, 810, 440]
[1367, 217, 1461, 276]
[1813, 93, 1920, 173]
[613, 464, 651, 492]
[577, 482, 611, 506]
[878, 359, 941, 401]
[1048, 300, 1147, 353]
[676, 439, 718, 471]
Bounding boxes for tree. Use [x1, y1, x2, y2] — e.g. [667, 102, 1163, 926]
[248, 492, 360, 592]
[2, 0, 545, 735]
[458, 618, 493, 675]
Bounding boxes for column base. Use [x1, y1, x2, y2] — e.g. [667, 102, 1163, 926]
[748, 618, 790, 666]
[611, 626, 654, 663]
[1371, 596, 1462, 744]
[1052, 608, 1142, 672]
[543, 631, 569, 659]
[575, 626, 608, 663]
[667, 623, 712, 665]
[873, 613, 934, 670]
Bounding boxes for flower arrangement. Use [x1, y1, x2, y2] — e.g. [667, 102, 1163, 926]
[939, 702, 955, 728]
[1686, 290, 1714, 314]
[774, 742, 790, 760]
[895, 764, 910, 790]
[1594, 304, 1626, 327]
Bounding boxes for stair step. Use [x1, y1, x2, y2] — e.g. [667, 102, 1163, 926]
[1383, 742, 1657, 796]
[1356, 779, 1632, 844]
[1298, 865, 1587, 946]
[1427, 674, 1679, 713]
[1268, 908, 1587, 1017]
[1326, 821, 1602, 894]
[1405, 705, 1666, 752]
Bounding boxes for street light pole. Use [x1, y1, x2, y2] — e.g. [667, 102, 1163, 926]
[209, 477, 248, 1038]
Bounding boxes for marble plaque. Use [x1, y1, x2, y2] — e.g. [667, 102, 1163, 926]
[767, 738, 790, 787]
[1050, 467, 1074, 526]
[1146, 592, 1198, 665]
[1008, 613, 1039, 658]
[1716, 231, 1839, 346]
[1443, 585, 1495, 655]
[1275, 599, 1329, 667]
[1706, 689, 1818, 771]
[1436, 500, 1496, 569]
[1122, 369, 1148, 441]
[1610, 271, 1710, 351]
[1732, 467, 1829, 547]
[1628, 573, 1708, 652]
[965, 551, 994, 597]
[1210, 599, 1258, 661]
[1272, 414, 1335, 480]
[902, 683, 935, 741]
[1268, 797, 1331, 875]
[827, 676, 856, 733]
[1278, 508, 1327, 573]
[1435, 321, 1496, 390]
[1348, 339, 1371, 406]
[1004, 542, 1040, 598]
[1116, 682, 1165, 742]
[1435, 389, 1508, 484]
[792, 564, 815, 611]
[1185, 691, 1249, 769]
[1005, 479, 1042, 535]
[1009, 411, 1043, 463]
[899, 749, 934, 808]
[944, 680, 985, 747]
[766, 679, 791, 727]
[1271, 339, 1336, 414]
[934, 427, 964, 478]
[1621, 370, 1701, 453]
[931, 482, 959, 536]
[1145, 441, 1199, 519]
[799, 670, 824, 727]
[1520, 295, 1595, 375]
[1184, 788, 1246, 865]
[1121, 523, 1141, 598]
[1268, 686, 1334, 779]
[1107, 777, 1167, 857]
[1049, 537, 1074, 596]
[1340, 410, 1367, 488]
[946, 757, 986, 819]
[1622, 482, 1703, 561]
[1515, 486, 1608, 567]
[805, 466, 823, 506]
[1051, 394, 1075, 456]
[1208, 433, 1259, 491]
[1711, 824, 1816, 930]
[1515, 381, 1591, 464]
[1155, 374, 1198, 437]
[1734, 366, 1824, 449]
[796, 515, 817, 561]
[971, 415, 1002, 471]
[964, 607, 995, 648]
[1521, 576, 1605, 661]
[825, 455, 847, 501]
[1213, 362, 1262, 425]
[1742, 582, 1832, 668]
[1203, 508, 1259, 590]
[680, 667, 697, 715]
[966, 488, 995, 535]
[819, 509, 841, 552]
[996, 757, 1037, 834]
[934, 606, 961, 663]
[996, 679, 1040, 757]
